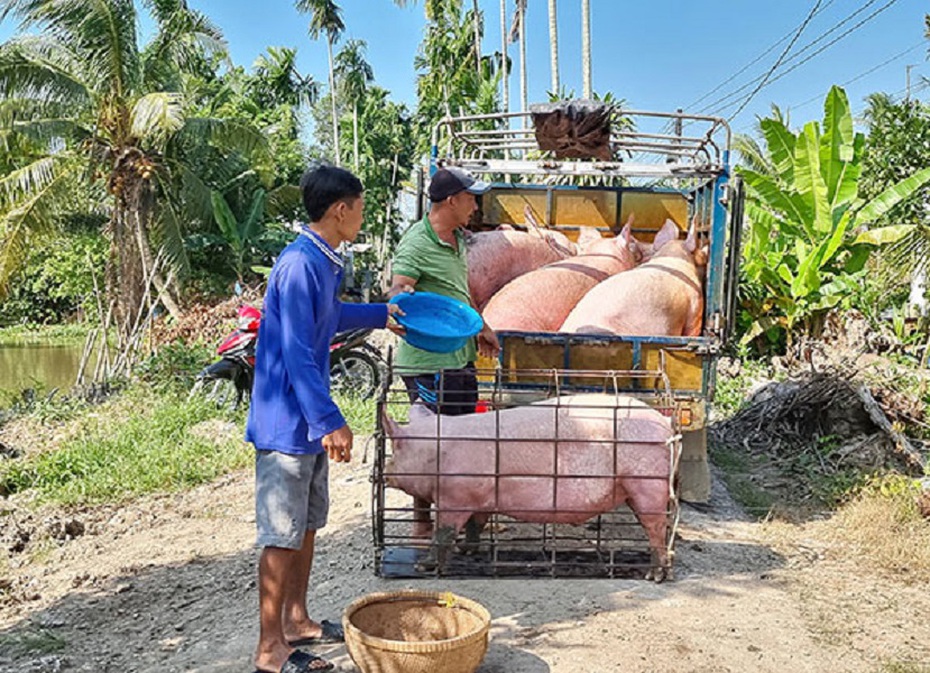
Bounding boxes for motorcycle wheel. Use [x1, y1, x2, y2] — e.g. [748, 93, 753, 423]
[189, 377, 239, 409]
[330, 349, 381, 399]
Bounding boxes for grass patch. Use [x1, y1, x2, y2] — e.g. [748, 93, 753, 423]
[0, 323, 90, 346]
[0, 627, 66, 658]
[336, 392, 377, 436]
[0, 387, 250, 505]
[826, 475, 930, 584]
[709, 442, 777, 517]
[879, 663, 930, 673]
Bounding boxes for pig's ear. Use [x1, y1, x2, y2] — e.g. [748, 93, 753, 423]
[684, 215, 699, 254]
[694, 243, 710, 268]
[381, 408, 401, 438]
[576, 225, 601, 252]
[409, 402, 435, 420]
[652, 219, 680, 251]
[618, 219, 632, 245]
[523, 205, 544, 238]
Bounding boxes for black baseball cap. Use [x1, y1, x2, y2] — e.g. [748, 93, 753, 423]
[428, 166, 491, 202]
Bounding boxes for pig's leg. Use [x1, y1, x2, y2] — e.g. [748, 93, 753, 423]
[626, 485, 671, 582]
[412, 496, 432, 539]
[458, 512, 489, 554]
[416, 507, 472, 572]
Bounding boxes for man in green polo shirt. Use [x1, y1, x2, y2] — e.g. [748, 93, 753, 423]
[389, 166, 500, 537]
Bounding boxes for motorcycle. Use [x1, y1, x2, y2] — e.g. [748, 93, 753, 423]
[190, 304, 385, 409]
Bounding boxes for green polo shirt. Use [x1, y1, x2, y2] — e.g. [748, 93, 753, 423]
[392, 215, 477, 374]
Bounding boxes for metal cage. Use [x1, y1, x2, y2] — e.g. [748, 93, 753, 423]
[372, 362, 683, 580]
[431, 107, 731, 184]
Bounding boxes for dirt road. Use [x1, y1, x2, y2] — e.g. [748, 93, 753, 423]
[2, 455, 928, 673]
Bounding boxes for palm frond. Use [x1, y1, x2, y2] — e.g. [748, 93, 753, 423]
[180, 116, 270, 165]
[131, 91, 183, 147]
[0, 38, 92, 106]
[733, 132, 774, 174]
[266, 184, 302, 219]
[3, 0, 141, 97]
[150, 190, 191, 280]
[141, 2, 228, 89]
[0, 155, 79, 297]
[11, 116, 86, 146]
[0, 155, 59, 206]
[172, 163, 213, 226]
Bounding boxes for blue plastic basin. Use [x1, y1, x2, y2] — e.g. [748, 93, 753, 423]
[389, 292, 483, 354]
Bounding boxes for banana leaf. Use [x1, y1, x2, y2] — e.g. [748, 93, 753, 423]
[856, 165, 930, 225]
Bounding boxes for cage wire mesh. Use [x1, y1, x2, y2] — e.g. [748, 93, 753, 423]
[372, 361, 683, 579]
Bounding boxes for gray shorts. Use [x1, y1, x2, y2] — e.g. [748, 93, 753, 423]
[255, 450, 329, 549]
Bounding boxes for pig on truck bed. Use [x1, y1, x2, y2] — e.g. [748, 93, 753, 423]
[382, 393, 678, 582]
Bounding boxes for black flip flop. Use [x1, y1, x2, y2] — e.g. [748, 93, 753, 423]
[287, 619, 345, 646]
[253, 649, 334, 673]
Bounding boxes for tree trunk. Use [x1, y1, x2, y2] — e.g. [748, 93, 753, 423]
[581, 0, 592, 98]
[353, 101, 360, 171]
[472, 0, 481, 78]
[548, 0, 559, 95]
[328, 36, 341, 166]
[518, 1, 527, 117]
[500, 0, 509, 114]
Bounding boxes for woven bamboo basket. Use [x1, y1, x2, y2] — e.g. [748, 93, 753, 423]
[342, 590, 491, 673]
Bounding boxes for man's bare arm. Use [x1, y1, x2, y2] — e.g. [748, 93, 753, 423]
[389, 274, 417, 298]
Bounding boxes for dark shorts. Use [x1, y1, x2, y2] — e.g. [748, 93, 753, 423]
[401, 363, 478, 416]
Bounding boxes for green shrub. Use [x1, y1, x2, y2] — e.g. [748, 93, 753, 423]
[0, 389, 249, 505]
[134, 341, 213, 392]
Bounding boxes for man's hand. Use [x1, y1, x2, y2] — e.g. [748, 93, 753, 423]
[386, 302, 406, 336]
[322, 425, 353, 463]
[388, 275, 417, 299]
[477, 324, 500, 359]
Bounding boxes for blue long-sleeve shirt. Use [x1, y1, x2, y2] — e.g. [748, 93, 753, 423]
[245, 230, 388, 454]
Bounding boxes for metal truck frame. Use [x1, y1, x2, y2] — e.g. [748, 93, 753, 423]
[431, 106, 742, 501]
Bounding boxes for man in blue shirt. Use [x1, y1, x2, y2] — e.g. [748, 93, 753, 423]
[246, 163, 401, 673]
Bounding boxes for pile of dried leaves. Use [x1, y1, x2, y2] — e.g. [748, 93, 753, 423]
[148, 286, 264, 349]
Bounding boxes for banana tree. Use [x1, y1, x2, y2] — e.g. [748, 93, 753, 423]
[211, 188, 266, 282]
[738, 85, 930, 345]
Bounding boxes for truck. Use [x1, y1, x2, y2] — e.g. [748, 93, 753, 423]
[372, 101, 743, 578]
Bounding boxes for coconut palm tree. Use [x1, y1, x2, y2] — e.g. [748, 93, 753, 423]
[0, 0, 266, 351]
[249, 46, 319, 111]
[501, 0, 509, 113]
[295, 0, 345, 166]
[334, 39, 374, 171]
[581, 0, 591, 98]
[510, 0, 528, 115]
[548, 0, 559, 94]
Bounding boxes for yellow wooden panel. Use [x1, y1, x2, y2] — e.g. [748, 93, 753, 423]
[567, 341, 633, 371]
[641, 347, 704, 392]
[620, 192, 688, 242]
[552, 190, 617, 228]
[483, 190, 548, 226]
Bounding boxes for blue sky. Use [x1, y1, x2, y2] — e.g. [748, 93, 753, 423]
[1, 0, 928, 136]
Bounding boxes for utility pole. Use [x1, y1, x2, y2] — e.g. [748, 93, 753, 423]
[906, 64, 916, 100]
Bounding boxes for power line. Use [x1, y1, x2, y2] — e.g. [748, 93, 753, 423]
[710, 0, 901, 119]
[726, 0, 823, 122]
[699, 0, 885, 116]
[684, 0, 838, 111]
[788, 41, 925, 112]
